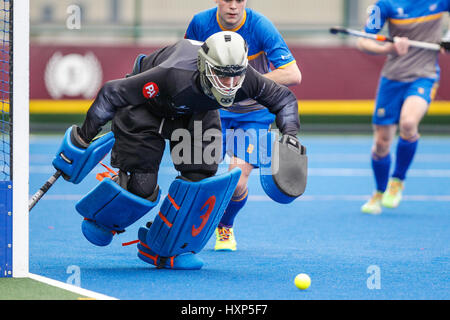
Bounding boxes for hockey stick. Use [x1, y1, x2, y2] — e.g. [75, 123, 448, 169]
[329, 26, 450, 52]
[28, 131, 110, 212]
[28, 170, 63, 211]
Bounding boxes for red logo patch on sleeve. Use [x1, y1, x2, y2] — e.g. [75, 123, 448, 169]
[142, 82, 159, 99]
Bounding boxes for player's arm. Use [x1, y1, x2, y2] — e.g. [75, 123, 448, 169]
[357, 37, 410, 56]
[240, 66, 300, 136]
[53, 66, 167, 186]
[52, 70, 150, 182]
[357, 37, 389, 54]
[263, 62, 302, 87]
[184, 14, 199, 39]
[79, 67, 166, 142]
[356, 0, 411, 56]
[256, 17, 302, 87]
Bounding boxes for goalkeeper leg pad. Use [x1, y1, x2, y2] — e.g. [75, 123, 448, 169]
[143, 167, 241, 258]
[52, 126, 115, 184]
[137, 226, 204, 270]
[76, 177, 160, 246]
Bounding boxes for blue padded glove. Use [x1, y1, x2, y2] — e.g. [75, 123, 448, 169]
[52, 125, 115, 184]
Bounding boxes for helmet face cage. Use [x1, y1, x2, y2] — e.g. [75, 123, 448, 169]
[204, 60, 246, 98]
[197, 31, 248, 107]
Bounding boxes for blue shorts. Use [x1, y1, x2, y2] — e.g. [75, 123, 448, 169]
[373, 76, 438, 125]
[220, 108, 275, 168]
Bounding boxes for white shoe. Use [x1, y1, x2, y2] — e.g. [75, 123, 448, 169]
[361, 192, 383, 215]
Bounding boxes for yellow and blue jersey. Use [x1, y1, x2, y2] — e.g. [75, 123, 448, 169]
[365, 0, 449, 125]
[365, 0, 449, 81]
[185, 7, 296, 113]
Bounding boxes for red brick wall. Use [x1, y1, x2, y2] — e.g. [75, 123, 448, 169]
[30, 44, 450, 101]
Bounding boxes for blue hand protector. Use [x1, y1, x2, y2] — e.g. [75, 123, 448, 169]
[52, 125, 115, 184]
[260, 133, 307, 204]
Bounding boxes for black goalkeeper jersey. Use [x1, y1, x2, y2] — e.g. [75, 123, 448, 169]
[80, 39, 300, 142]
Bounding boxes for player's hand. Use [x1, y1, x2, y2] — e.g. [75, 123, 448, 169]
[52, 126, 115, 184]
[283, 134, 306, 155]
[392, 37, 410, 56]
[70, 125, 90, 148]
[440, 42, 450, 54]
[442, 30, 450, 54]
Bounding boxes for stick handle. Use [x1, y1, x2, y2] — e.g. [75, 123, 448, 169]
[330, 27, 442, 51]
[406, 39, 441, 51]
[28, 170, 63, 211]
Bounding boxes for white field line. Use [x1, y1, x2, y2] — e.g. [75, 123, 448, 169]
[28, 273, 118, 300]
[29, 165, 450, 177]
[35, 193, 450, 202]
[309, 154, 450, 163]
[307, 168, 450, 177]
[29, 164, 450, 202]
[249, 195, 450, 202]
[30, 153, 450, 163]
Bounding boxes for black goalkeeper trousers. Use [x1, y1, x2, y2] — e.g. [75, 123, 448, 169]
[110, 104, 222, 178]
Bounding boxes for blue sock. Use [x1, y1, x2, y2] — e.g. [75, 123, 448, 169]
[392, 135, 419, 180]
[219, 188, 248, 227]
[372, 152, 391, 192]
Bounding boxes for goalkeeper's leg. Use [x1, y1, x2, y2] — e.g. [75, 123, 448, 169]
[136, 110, 241, 269]
[77, 106, 167, 246]
[76, 170, 161, 246]
[137, 167, 241, 269]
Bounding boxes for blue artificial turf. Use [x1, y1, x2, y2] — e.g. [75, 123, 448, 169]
[28, 135, 450, 300]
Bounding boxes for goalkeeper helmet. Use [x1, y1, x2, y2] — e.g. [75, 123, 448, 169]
[198, 31, 248, 107]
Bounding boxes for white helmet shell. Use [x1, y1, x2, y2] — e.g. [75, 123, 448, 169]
[198, 31, 248, 107]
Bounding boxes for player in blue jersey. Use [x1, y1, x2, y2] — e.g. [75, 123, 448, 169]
[358, 0, 450, 215]
[185, 0, 302, 250]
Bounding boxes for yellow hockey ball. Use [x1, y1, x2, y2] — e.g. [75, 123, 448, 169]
[294, 273, 311, 290]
